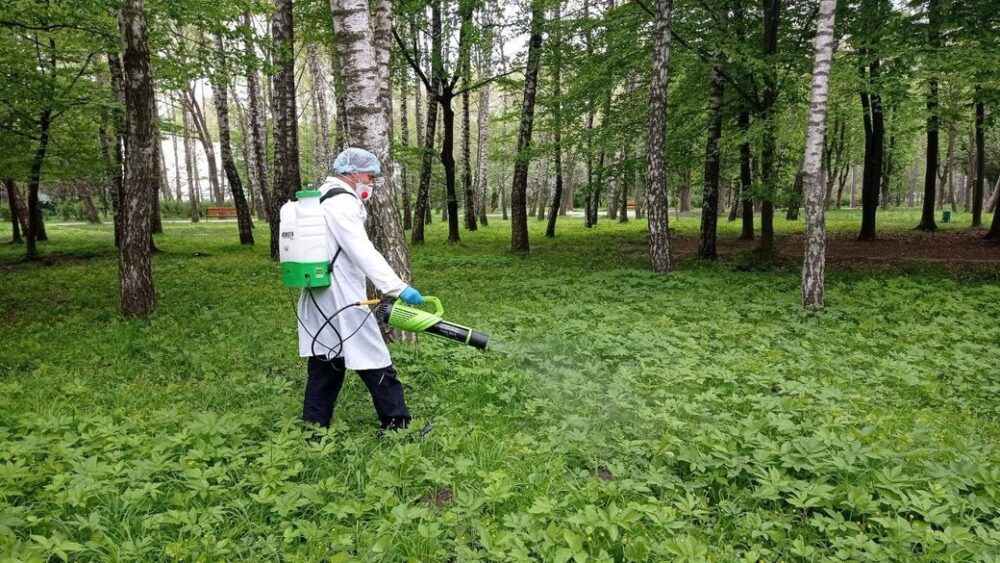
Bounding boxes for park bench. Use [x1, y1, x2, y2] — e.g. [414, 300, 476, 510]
[206, 207, 237, 220]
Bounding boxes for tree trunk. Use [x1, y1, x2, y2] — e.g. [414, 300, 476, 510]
[158, 143, 172, 202]
[421, 0, 467, 243]
[107, 53, 127, 247]
[738, 111, 754, 239]
[758, 0, 781, 262]
[457, 6, 476, 233]
[679, 171, 691, 213]
[943, 126, 957, 212]
[4, 179, 22, 243]
[330, 0, 412, 285]
[917, 0, 939, 231]
[561, 152, 574, 215]
[536, 155, 550, 221]
[786, 171, 803, 220]
[906, 156, 918, 208]
[986, 175, 1000, 240]
[646, 0, 673, 272]
[987, 176, 1000, 211]
[24, 108, 53, 260]
[475, 87, 491, 227]
[698, 65, 724, 260]
[545, 2, 563, 238]
[183, 86, 223, 209]
[182, 103, 200, 223]
[973, 98, 985, 227]
[373, 0, 394, 139]
[270, 0, 303, 259]
[510, 0, 544, 253]
[802, 0, 836, 308]
[474, 18, 493, 228]
[151, 138, 164, 234]
[619, 152, 631, 223]
[244, 11, 270, 223]
[307, 44, 333, 184]
[212, 34, 254, 245]
[81, 183, 101, 224]
[171, 104, 182, 201]
[412, 24, 424, 150]
[117, 0, 158, 317]
[23, 36, 57, 258]
[881, 129, 895, 209]
[850, 164, 857, 207]
[823, 114, 837, 208]
[399, 69, 413, 231]
[231, 85, 260, 217]
[412, 78, 438, 244]
[461, 85, 476, 232]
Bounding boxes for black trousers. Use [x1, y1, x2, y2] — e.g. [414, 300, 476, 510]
[302, 356, 411, 429]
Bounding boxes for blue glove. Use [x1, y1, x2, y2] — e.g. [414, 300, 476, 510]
[399, 286, 425, 306]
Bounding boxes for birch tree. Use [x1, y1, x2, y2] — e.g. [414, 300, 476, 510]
[802, 0, 837, 309]
[916, 0, 940, 231]
[307, 45, 332, 184]
[118, 0, 158, 317]
[243, 11, 270, 223]
[270, 0, 302, 259]
[510, 0, 545, 253]
[181, 102, 200, 223]
[181, 85, 223, 206]
[545, 0, 563, 239]
[474, 26, 492, 228]
[210, 33, 254, 245]
[330, 0, 412, 284]
[645, 0, 673, 273]
[399, 66, 413, 230]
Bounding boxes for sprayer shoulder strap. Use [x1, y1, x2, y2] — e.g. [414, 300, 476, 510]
[320, 187, 353, 203]
[319, 187, 352, 272]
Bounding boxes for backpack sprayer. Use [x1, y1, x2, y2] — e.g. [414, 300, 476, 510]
[280, 190, 489, 352]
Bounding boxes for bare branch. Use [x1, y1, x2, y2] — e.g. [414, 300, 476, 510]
[453, 68, 521, 97]
[392, 26, 433, 92]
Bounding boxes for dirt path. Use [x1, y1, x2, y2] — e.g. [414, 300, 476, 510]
[671, 230, 1000, 265]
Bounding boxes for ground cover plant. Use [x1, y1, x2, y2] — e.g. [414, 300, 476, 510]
[2, 212, 1000, 561]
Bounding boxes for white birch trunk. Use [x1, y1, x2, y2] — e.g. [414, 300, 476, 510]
[801, 0, 837, 309]
[330, 0, 411, 286]
[307, 45, 332, 184]
[645, 0, 673, 272]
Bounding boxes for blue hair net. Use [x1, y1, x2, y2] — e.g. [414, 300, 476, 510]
[332, 148, 382, 175]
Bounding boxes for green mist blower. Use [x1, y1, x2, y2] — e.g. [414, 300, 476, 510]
[368, 296, 489, 350]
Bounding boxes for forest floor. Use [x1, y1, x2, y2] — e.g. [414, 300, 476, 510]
[1, 209, 999, 561]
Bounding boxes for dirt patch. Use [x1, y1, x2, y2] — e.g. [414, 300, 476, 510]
[787, 230, 1000, 264]
[595, 468, 614, 481]
[669, 230, 999, 266]
[420, 487, 454, 507]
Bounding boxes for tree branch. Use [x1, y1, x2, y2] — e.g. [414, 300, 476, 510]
[453, 67, 521, 97]
[392, 26, 433, 92]
[54, 51, 98, 102]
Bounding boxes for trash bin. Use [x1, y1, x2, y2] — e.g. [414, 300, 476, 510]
[942, 210, 951, 223]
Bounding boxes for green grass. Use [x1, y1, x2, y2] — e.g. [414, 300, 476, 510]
[1, 211, 999, 561]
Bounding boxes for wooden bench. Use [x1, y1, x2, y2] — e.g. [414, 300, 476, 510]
[206, 207, 237, 220]
[626, 198, 636, 209]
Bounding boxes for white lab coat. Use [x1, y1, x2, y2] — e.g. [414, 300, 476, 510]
[296, 177, 407, 369]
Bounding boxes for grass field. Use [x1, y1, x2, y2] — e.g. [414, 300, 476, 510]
[2, 210, 999, 561]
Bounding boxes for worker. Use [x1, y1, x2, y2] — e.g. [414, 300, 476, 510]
[297, 147, 424, 430]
